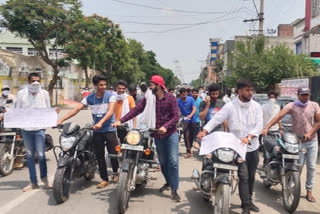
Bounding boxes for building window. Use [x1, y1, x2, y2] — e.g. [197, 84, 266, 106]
[0, 62, 10, 76]
[49, 49, 64, 58]
[296, 42, 302, 54]
[6, 47, 23, 54]
[28, 48, 39, 56]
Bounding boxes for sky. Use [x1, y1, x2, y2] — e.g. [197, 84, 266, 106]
[0, 0, 306, 83]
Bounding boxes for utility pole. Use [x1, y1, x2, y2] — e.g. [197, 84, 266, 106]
[258, 0, 264, 35]
[243, 0, 264, 36]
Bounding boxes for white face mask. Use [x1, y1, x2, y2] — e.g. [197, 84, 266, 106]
[28, 82, 41, 94]
[116, 93, 127, 101]
[269, 98, 277, 103]
[2, 90, 9, 96]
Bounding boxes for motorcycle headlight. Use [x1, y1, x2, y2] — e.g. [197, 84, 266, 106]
[217, 149, 235, 163]
[60, 136, 76, 151]
[126, 131, 141, 145]
[285, 142, 299, 154]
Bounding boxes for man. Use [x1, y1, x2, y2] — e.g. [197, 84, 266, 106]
[198, 80, 263, 214]
[113, 75, 181, 202]
[15, 73, 52, 192]
[168, 88, 175, 97]
[199, 84, 227, 131]
[261, 92, 282, 166]
[114, 80, 136, 144]
[191, 89, 202, 149]
[223, 89, 233, 103]
[0, 85, 15, 107]
[262, 87, 320, 203]
[57, 75, 119, 188]
[138, 82, 148, 98]
[199, 86, 207, 100]
[128, 83, 143, 105]
[177, 88, 196, 158]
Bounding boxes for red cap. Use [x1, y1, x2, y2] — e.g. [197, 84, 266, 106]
[150, 75, 167, 90]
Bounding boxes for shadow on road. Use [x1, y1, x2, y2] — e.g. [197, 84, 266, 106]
[0, 180, 29, 190]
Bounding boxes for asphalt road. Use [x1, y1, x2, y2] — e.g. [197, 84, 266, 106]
[0, 109, 319, 214]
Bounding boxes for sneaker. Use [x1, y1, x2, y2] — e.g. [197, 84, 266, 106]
[111, 173, 119, 183]
[241, 207, 251, 214]
[97, 180, 109, 189]
[22, 183, 39, 192]
[250, 202, 259, 212]
[171, 191, 181, 202]
[159, 183, 170, 193]
[41, 177, 52, 189]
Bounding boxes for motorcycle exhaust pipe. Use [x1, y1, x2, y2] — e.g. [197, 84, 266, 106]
[130, 166, 138, 191]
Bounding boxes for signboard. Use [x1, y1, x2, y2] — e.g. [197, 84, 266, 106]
[280, 78, 309, 99]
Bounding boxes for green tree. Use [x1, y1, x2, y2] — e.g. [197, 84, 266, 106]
[229, 36, 317, 92]
[0, 0, 82, 99]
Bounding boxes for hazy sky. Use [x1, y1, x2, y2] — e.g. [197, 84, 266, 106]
[1, 0, 306, 83]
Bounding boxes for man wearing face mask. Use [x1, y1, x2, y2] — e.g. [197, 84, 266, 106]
[262, 88, 320, 203]
[15, 73, 52, 192]
[114, 80, 136, 145]
[0, 85, 15, 109]
[113, 75, 181, 202]
[261, 92, 282, 167]
[198, 80, 263, 214]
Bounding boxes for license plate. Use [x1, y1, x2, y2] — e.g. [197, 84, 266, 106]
[213, 163, 238, 171]
[282, 154, 299, 160]
[121, 144, 144, 151]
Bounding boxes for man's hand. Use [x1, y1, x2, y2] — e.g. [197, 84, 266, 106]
[241, 137, 249, 145]
[304, 133, 312, 141]
[261, 128, 269, 136]
[57, 119, 64, 126]
[279, 129, 284, 136]
[112, 121, 122, 128]
[158, 126, 167, 134]
[197, 130, 208, 140]
[93, 122, 103, 130]
[205, 97, 211, 106]
[186, 114, 192, 119]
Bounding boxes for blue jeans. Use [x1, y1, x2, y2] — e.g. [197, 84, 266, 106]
[155, 132, 179, 191]
[21, 130, 47, 184]
[299, 140, 318, 191]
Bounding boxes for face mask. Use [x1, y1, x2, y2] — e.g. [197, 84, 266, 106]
[199, 90, 203, 94]
[28, 82, 41, 94]
[2, 90, 9, 96]
[116, 93, 127, 101]
[269, 98, 277, 103]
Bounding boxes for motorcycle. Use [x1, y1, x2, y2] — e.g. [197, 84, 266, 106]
[258, 126, 302, 213]
[52, 122, 96, 204]
[191, 146, 240, 214]
[109, 126, 158, 214]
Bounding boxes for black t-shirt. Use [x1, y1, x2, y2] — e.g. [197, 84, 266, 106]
[199, 99, 225, 131]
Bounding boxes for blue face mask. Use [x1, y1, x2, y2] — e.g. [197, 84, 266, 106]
[294, 99, 309, 107]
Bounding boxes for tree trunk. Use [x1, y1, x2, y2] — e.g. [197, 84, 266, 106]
[47, 65, 59, 106]
[84, 67, 90, 88]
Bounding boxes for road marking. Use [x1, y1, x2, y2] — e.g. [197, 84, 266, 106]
[0, 175, 54, 214]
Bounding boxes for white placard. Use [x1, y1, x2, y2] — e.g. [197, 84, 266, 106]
[4, 108, 57, 128]
[199, 131, 247, 160]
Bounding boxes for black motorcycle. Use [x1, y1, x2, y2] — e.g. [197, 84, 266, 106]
[192, 147, 240, 214]
[110, 127, 158, 214]
[52, 122, 96, 204]
[258, 129, 302, 213]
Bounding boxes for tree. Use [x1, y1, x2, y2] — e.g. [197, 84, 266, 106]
[229, 36, 317, 92]
[0, 0, 83, 100]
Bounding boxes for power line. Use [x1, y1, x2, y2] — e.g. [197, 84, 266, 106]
[113, 0, 253, 15]
[252, 0, 259, 15]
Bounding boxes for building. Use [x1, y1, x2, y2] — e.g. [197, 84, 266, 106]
[222, 40, 235, 79]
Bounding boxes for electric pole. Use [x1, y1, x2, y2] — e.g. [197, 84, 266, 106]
[243, 0, 264, 36]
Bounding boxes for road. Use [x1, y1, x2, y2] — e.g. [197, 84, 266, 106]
[0, 109, 319, 214]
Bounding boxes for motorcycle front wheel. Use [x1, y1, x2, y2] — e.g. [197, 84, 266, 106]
[0, 144, 15, 176]
[214, 184, 231, 214]
[53, 166, 72, 204]
[84, 155, 96, 181]
[117, 169, 133, 214]
[282, 170, 301, 213]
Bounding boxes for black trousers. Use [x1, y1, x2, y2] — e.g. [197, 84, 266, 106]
[117, 127, 128, 145]
[238, 149, 260, 208]
[93, 132, 119, 181]
[182, 121, 197, 153]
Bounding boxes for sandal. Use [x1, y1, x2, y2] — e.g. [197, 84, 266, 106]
[184, 153, 192, 159]
[306, 195, 316, 202]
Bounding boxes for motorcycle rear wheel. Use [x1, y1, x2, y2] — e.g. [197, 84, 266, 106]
[53, 166, 72, 204]
[84, 156, 96, 181]
[282, 170, 300, 213]
[214, 184, 231, 214]
[0, 144, 14, 176]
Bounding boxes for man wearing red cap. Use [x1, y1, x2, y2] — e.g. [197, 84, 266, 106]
[113, 75, 181, 202]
